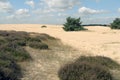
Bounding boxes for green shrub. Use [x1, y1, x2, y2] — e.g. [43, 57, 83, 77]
[0, 42, 31, 61]
[28, 42, 48, 49]
[63, 17, 86, 31]
[0, 30, 52, 79]
[58, 62, 112, 80]
[0, 39, 6, 45]
[0, 31, 9, 36]
[0, 53, 22, 80]
[15, 40, 26, 46]
[37, 34, 56, 40]
[58, 56, 120, 80]
[110, 18, 120, 29]
[41, 25, 47, 28]
[27, 37, 41, 42]
[75, 56, 120, 69]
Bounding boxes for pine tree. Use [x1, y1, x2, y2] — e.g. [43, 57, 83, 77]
[110, 18, 120, 29]
[63, 17, 86, 31]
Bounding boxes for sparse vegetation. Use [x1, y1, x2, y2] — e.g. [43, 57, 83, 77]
[76, 56, 120, 69]
[58, 56, 120, 80]
[41, 25, 47, 28]
[110, 18, 120, 29]
[63, 17, 87, 31]
[0, 30, 50, 80]
[28, 42, 48, 49]
[0, 26, 120, 80]
[0, 58, 22, 80]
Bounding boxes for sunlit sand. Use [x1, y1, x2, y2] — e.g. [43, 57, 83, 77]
[0, 24, 120, 63]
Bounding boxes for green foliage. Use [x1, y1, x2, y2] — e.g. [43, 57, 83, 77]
[41, 25, 47, 28]
[28, 42, 48, 49]
[0, 30, 50, 79]
[0, 31, 31, 80]
[15, 40, 26, 46]
[0, 58, 21, 80]
[63, 17, 86, 31]
[0, 42, 31, 61]
[27, 37, 41, 42]
[76, 56, 120, 69]
[58, 56, 120, 80]
[27, 35, 49, 49]
[110, 18, 120, 29]
[37, 34, 56, 40]
[82, 24, 109, 27]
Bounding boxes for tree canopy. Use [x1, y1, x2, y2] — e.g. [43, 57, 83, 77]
[110, 18, 120, 29]
[63, 17, 86, 31]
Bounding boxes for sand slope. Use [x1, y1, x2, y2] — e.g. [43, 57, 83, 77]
[0, 24, 120, 63]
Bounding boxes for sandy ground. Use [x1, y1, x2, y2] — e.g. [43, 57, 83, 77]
[1, 24, 120, 80]
[0, 24, 120, 63]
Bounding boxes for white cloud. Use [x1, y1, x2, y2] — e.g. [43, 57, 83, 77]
[7, 9, 30, 19]
[33, 8, 52, 14]
[25, 0, 35, 8]
[33, 0, 80, 15]
[58, 13, 68, 16]
[118, 8, 120, 12]
[15, 9, 29, 15]
[0, 0, 12, 13]
[44, 0, 80, 11]
[78, 7, 106, 15]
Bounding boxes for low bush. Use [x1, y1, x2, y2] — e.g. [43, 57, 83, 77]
[58, 56, 119, 80]
[28, 42, 48, 49]
[75, 56, 120, 69]
[0, 31, 9, 37]
[59, 62, 112, 80]
[0, 30, 51, 79]
[0, 58, 21, 80]
[14, 40, 26, 46]
[41, 25, 47, 28]
[0, 38, 6, 45]
[0, 42, 31, 61]
[36, 34, 56, 40]
[27, 37, 41, 42]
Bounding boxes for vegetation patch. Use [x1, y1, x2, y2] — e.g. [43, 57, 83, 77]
[36, 33, 56, 40]
[41, 25, 47, 28]
[58, 56, 120, 80]
[75, 56, 120, 69]
[28, 42, 48, 49]
[0, 57, 21, 80]
[0, 30, 50, 80]
[63, 17, 87, 31]
[110, 18, 120, 29]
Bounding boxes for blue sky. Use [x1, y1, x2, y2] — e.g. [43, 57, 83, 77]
[0, 0, 120, 24]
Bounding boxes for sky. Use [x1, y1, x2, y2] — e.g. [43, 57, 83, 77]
[0, 0, 120, 24]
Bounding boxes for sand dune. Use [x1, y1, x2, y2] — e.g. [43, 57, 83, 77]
[0, 24, 120, 63]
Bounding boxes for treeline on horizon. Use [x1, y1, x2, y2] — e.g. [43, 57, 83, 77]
[82, 24, 110, 27]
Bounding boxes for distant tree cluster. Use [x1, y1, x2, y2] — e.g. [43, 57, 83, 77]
[63, 17, 86, 31]
[82, 24, 109, 26]
[63, 17, 120, 31]
[110, 18, 120, 29]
